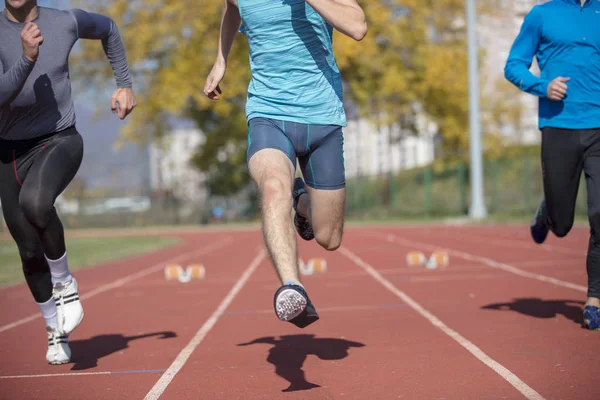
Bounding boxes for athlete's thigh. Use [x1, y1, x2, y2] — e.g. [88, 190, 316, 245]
[247, 118, 297, 186]
[0, 156, 42, 255]
[298, 125, 346, 229]
[21, 128, 84, 203]
[298, 125, 345, 190]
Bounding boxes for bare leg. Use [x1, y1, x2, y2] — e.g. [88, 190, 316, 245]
[249, 149, 300, 285]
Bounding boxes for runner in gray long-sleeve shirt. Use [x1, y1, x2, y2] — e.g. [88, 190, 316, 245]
[0, 0, 137, 365]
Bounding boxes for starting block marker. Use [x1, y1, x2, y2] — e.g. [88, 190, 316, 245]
[405, 251, 449, 270]
[299, 258, 327, 276]
[406, 252, 426, 267]
[164, 264, 206, 283]
[426, 251, 449, 269]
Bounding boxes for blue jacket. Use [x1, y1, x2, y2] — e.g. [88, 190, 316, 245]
[504, 0, 600, 130]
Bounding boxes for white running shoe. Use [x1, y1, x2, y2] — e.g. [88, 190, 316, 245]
[53, 277, 84, 335]
[46, 326, 71, 365]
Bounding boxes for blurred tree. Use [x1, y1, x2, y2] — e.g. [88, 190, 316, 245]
[481, 78, 528, 156]
[73, 0, 252, 194]
[72, 0, 496, 194]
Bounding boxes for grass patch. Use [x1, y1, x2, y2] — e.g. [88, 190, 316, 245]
[0, 236, 179, 287]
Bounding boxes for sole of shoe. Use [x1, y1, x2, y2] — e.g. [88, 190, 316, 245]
[275, 288, 307, 322]
[48, 358, 70, 365]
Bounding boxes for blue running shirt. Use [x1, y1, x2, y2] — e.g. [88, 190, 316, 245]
[504, 0, 600, 130]
[238, 0, 347, 127]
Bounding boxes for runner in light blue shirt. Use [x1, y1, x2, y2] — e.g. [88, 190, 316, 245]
[204, 0, 367, 329]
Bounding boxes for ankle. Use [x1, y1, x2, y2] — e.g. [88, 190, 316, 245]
[585, 297, 600, 308]
[51, 273, 73, 287]
[284, 279, 304, 288]
[46, 252, 72, 286]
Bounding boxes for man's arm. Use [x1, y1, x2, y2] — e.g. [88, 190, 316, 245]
[69, 8, 132, 89]
[0, 23, 42, 107]
[215, 0, 242, 68]
[0, 56, 35, 107]
[504, 7, 548, 97]
[304, 0, 367, 41]
[204, 0, 241, 100]
[69, 9, 136, 119]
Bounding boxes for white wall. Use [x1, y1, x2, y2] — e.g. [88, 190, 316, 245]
[343, 117, 436, 178]
[149, 129, 207, 205]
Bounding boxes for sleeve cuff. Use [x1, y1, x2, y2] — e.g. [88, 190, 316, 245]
[538, 79, 550, 98]
[20, 54, 35, 67]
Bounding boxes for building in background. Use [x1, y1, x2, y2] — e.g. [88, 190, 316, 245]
[149, 129, 208, 217]
[342, 114, 437, 179]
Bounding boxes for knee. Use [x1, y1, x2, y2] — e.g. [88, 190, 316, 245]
[314, 227, 343, 251]
[19, 248, 43, 264]
[19, 192, 52, 229]
[19, 247, 46, 275]
[551, 222, 572, 238]
[259, 177, 291, 209]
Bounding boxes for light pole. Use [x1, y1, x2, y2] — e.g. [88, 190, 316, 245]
[466, 0, 487, 219]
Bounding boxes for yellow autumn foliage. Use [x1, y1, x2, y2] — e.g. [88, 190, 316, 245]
[71, 0, 519, 192]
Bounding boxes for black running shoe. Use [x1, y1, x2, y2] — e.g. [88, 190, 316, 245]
[292, 177, 314, 241]
[531, 198, 550, 244]
[273, 284, 319, 329]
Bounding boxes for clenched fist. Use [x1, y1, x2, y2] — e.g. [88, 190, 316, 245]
[111, 88, 137, 120]
[547, 77, 570, 101]
[204, 61, 226, 101]
[21, 22, 44, 62]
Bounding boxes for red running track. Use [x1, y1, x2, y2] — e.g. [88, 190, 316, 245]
[0, 224, 597, 400]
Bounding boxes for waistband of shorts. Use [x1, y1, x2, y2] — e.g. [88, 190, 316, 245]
[0, 126, 77, 151]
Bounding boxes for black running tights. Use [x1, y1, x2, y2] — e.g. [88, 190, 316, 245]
[541, 127, 600, 298]
[0, 127, 83, 302]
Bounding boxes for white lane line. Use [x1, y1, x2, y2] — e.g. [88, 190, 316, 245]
[0, 237, 233, 334]
[143, 249, 267, 400]
[382, 234, 586, 293]
[339, 246, 546, 400]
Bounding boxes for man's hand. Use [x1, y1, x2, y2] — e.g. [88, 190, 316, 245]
[21, 22, 44, 62]
[547, 77, 570, 101]
[204, 62, 226, 100]
[111, 88, 137, 120]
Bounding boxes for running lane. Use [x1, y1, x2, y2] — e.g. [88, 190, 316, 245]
[0, 231, 261, 400]
[346, 227, 597, 400]
[154, 234, 536, 400]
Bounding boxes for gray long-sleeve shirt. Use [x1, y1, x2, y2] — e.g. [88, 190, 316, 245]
[0, 7, 132, 140]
